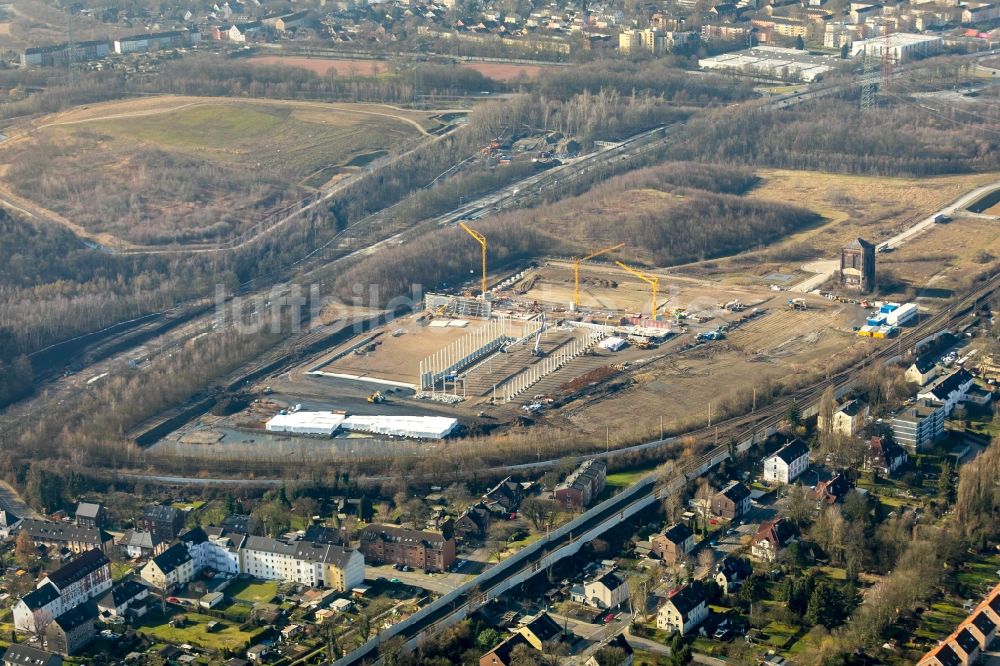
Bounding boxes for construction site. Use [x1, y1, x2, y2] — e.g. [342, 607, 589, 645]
[140, 225, 891, 456]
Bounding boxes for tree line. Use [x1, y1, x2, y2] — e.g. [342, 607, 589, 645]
[334, 161, 816, 306]
[667, 97, 1000, 177]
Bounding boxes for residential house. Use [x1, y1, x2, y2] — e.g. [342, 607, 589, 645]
[2, 644, 62, 666]
[583, 571, 628, 609]
[820, 399, 869, 437]
[711, 481, 751, 520]
[358, 525, 456, 571]
[182, 526, 244, 575]
[482, 477, 523, 515]
[453, 503, 491, 540]
[221, 514, 250, 533]
[240, 536, 364, 591]
[517, 612, 562, 649]
[918, 369, 974, 414]
[274, 10, 310, 31]
[918, 644, 963, 666]
[226, 21, 262, 42]
[95, 580, 149, 619]
[967, 608, 997, 651]
[651, 523, 694, 565]
[657, 582, 709, 635]
[906, 356, 938, 386]
[585, 634, 634, 666]
[18, 519, 113, 554]
[119, 529, 165, 559]
[140, 505, 185, 542]
[554, 459, 607, 509]
[44, 604, 96, 656]
[865, 436, 908, 476]
[918, 582, 1000, 665]
[714, 556, 753, 592]
[751, 518, 798, 562]
[140, 543, 195, 591]
[810, 474, 852, 505]
[763, 439, 810, 484]
[480, 633, 535, 666]
[0, 509, 22, 539]
[965, 385, 994, 407]
[73, 503, 108, 529]
[13, 584, 61, 635]
[952, 627, 981, 664]
[892, 399, 946, 452]
[303, 525, 343, 546]
[39, 549, 112, 613]
[14, 549, 112, 634]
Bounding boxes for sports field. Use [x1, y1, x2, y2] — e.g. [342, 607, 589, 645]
[0, 97, 436, 246]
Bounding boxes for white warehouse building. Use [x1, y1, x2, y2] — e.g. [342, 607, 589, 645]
[851, 33, 942, 63]
[698, 46, 838, 82]
[266, 411, 345, 435]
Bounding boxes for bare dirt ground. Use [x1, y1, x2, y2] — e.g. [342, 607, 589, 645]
[320, 314, 530, 384]
[459, 62, 543, 81]
[519, 261, 776, 317]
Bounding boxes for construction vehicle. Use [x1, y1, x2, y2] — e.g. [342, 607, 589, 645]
[368, 391, 385, 404]
[721, 299, 746, 312]
[787, 298, 807, 310]
[697, 328, 725, 342]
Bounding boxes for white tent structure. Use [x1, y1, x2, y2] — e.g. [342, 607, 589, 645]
[341, 415, 457, 439]
[266, 411, 346, 436]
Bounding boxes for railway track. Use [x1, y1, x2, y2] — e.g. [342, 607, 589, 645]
[335, 273, 999, 666]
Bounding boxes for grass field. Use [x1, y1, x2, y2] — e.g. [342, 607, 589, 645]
[228, 579, 280, 604]
[606, 469, 655, 487]
[136, 611, 265, 651]
[744, 169, 1000, 258]
[0, 97, 436, 246]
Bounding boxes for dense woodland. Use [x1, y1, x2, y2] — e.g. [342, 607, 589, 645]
[669, 97, 1000, 176]
[334, 162, 816, 306]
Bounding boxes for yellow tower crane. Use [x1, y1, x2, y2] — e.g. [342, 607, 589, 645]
[615, 260, 660, 320]
[573, 243, 624, 308]
[459, 222, 488, 299]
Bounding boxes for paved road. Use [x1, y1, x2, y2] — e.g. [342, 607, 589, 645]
[365, 563, 468, 595]
[790, 178, 1000, 293]
[0, 481, 41, 519]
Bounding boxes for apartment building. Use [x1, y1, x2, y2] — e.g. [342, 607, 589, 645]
[359, 525, 456, 571]
[241, 536, 363, 591]
[13, 549, 112, 635]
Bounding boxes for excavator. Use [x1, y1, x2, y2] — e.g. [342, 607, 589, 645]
[367, 391, 385, 404]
